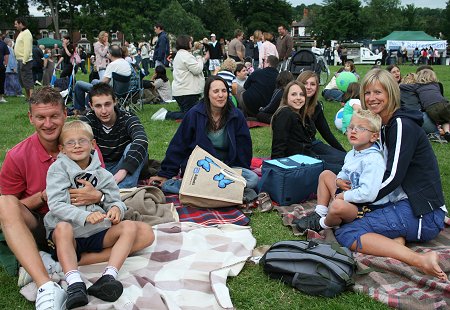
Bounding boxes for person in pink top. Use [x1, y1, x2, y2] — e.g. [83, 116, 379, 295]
[94, 31, 110, 80]
[259, 32, 279, 69]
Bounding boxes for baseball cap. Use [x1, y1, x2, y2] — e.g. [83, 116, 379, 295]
[211, 33, 216, 37]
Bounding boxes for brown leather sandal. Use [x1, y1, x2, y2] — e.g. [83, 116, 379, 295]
[256, 192, 273, 212]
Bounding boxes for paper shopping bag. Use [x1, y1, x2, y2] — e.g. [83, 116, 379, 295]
[179, 146, 246, 208]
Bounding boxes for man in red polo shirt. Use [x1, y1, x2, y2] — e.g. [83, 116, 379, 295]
[0, 87, 105, 309]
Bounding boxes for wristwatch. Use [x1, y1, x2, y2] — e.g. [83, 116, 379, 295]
[99, 192, 105, 206]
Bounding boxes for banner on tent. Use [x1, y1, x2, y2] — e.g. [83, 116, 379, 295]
[387, 40, 447, 51]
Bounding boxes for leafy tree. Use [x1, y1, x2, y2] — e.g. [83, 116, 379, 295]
[158, 1, 207, 39]
[188, 0, 241, 39]
[228, 0, 292, 36]
[3, 0, 29, 25]
[361, 0, 402, 39]
[310, 0, 363, 42]
[400, 4, 418, 30]
[443, 1, 450, 39]
[74, 0, 164, 42]
[412, 8, 446, 38]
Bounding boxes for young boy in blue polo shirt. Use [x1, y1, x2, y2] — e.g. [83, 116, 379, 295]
[295, 109, 387, 233]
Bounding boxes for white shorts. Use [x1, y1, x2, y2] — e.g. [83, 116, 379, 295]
[209, 59, 221, 71]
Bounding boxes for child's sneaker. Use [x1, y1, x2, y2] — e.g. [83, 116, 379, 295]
[35, 281, 67, 310]
[66, 282, 88, 309]
[150, 107, 168, 121]
[427, 133, 447, 144]
[87, 274, 123, 302]
[293, 212, 323, 233]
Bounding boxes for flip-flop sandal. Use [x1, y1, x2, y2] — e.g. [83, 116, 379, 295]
[256, 192, 273, 212]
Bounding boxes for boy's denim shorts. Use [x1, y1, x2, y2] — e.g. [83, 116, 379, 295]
[335, 199, 445, 250]
[48, 229, 108, 262]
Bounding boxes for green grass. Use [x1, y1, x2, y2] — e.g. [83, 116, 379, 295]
[1, 64, 449, 309]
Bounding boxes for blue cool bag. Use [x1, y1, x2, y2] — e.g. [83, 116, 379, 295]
[258, 155, 324, 205]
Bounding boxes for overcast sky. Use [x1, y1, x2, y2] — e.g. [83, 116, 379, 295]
[29, 0, 447, 16]
[288, 0, 446, 9]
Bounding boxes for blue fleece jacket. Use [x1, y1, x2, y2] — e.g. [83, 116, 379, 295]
[158, 101, 252, 179]
[375, 108, 446, 216]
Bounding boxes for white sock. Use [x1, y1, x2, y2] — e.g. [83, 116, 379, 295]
[315, 205, 328, 217]
[319, 217, 332, 229]
[65, 270, 83, 286]
[103, 266, 119, 279]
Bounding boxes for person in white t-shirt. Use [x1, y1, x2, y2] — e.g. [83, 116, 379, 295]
[73, 45, 131, 114]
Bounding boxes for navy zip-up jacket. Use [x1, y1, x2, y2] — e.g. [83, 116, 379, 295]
[158, 101, 252, 179]
[375, 108, 445, 216]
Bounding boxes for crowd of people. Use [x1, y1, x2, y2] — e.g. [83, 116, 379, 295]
[0, 16, 449, 310]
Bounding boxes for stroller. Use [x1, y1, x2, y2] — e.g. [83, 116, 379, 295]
[287, 49, 330, 86]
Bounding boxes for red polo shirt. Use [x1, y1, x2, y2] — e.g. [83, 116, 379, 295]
[0, 133, 54, 214]
[0, 133, 105, 215]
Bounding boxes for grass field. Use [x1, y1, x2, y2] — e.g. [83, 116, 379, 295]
[0, 64, 449, 309]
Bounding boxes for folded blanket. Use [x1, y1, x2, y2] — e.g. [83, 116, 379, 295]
[122, 186, 179, 225]
[20, 222, 256, 310]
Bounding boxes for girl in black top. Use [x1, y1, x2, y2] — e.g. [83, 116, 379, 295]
[271, 70, 345, 174]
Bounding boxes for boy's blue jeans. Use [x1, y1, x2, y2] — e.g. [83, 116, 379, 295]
[105, 144, 147, 189]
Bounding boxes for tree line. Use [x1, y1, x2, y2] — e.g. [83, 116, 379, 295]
[3, 0, 450, 44]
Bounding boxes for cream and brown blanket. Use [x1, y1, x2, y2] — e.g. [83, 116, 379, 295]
[273, 202, 450, 310]
[20, 222, 256, 309]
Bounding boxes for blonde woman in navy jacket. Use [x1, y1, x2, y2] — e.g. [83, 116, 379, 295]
[335, 69, 447, 280]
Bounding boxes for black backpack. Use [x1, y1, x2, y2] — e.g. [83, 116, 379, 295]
[260, 240, 356, 297]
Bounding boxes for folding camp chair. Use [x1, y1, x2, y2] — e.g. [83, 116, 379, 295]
[112, 72, 132, 109]
[112, 64, 144, 113]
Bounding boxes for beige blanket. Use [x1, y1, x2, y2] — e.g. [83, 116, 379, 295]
[20, 222, 256, 309]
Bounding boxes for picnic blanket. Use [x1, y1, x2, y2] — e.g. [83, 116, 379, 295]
[246, 120, 270, 128]
[165, 194, 250, 226]
[20, 222, 256, 309]
[273, 202, 450, 309]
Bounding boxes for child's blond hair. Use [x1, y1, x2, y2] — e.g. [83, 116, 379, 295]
[193, 41, 202, 50]
[59, 120, 94, 144]
[401, 73, 416, 85]
[353, 109, 382, 132]
[416, 69, 438, 84]
[220, 58, 237, 72]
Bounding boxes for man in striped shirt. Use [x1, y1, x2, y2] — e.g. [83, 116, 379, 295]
[80, 83, 148, 188]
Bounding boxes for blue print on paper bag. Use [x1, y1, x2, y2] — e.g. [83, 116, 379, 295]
[196, 156, 221, 172]
[213, 173, 234, 188]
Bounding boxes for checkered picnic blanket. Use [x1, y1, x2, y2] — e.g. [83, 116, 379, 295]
[166, 194, 250, 226]
[273, 202, 450, 309]
[20, 222, 256, 309]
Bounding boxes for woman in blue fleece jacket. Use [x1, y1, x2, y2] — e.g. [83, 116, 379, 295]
[150, 75, 257, 191]
[335, 69, 447, 280]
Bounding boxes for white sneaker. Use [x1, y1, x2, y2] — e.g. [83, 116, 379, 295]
[35, 281, 66, 310]
[0, 97, 7, 103]
[59, 89, 69, 98]
[151, 107, 168, 121]
[18, 251, 63, 287]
